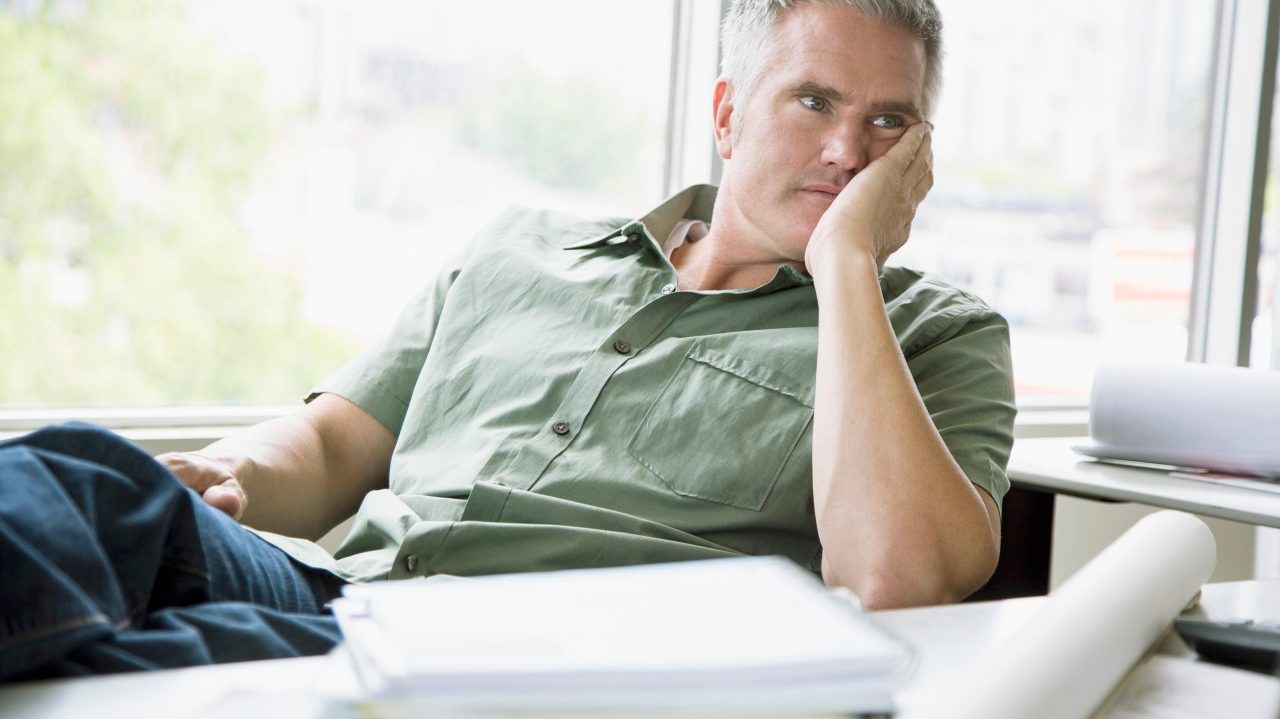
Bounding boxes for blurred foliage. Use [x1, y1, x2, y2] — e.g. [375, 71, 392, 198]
[457, 69, 657, 192]
[0, 0, 354, 406]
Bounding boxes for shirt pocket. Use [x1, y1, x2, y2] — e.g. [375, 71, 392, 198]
[627, 344, 814, 511]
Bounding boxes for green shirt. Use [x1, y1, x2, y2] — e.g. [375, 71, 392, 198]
[257, 185, 1017, 583]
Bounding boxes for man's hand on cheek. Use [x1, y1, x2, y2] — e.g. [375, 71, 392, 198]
[804, 122, 933, 277]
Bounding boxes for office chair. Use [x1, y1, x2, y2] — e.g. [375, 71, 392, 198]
[964, 486, 1056, 602]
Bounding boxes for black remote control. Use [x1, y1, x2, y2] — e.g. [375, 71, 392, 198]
[1174, 618, 1280, 672]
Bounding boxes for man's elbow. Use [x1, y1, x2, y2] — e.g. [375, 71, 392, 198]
[827, 569, 965, 610]
[822, 540, 1000, 610]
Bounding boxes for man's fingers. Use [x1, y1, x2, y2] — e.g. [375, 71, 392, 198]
[202, 482, 247, 521]
[902, 131, 933, 201]
[905, 127, 932, 176]
[892, 122, 932, 165]
[905, 158, 931, 194]
[910, 165, 934, 200]
[865, 122, 931, 185]
[157, 451, 232, 491]
[156, 451, 246, 520]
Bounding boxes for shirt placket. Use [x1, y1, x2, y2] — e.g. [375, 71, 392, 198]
[493, 289, 701, 493]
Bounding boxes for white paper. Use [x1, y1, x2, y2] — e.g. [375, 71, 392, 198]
[899, 510, 1217, 719]
[1169, 469, 1280, 496]
[332, 556, 913, 713]
[1079, 361, 1280, 478]
[1099, 654, 1280, 719]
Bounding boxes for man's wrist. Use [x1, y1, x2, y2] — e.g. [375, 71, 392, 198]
[806, 238, 880, 287]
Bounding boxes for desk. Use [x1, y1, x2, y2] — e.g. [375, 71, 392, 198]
[1009, 437, 1280, 529]
[887, 578, 1280, 715]
[2, 580, 1276, 719]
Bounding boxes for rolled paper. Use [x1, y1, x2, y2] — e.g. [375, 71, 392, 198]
[899, 510, 1216, 719]
[1079, 361, 1280, 478]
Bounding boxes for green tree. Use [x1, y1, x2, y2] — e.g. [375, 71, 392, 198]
[457, 69, 658, 192]
[0, 0, 354, 406]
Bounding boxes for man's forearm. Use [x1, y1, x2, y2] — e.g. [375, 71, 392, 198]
[810, 248, 998, 608]
[196, 415, 336, 539]
[195, 396, 393, 540]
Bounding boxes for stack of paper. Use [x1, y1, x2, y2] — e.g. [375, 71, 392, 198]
[1074, 361, 1280, 478]
[331, 556, 913, 713]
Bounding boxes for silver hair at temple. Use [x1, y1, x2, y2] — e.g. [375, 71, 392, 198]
[719, 0, 943, 119]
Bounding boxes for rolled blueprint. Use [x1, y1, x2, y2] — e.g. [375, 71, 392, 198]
[1076, 360, 1280, 478]
[899, 510, 1216, 719]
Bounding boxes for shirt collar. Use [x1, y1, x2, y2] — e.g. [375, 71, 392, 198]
[562, 184, 818, 293]
[564, 184, 718, 250]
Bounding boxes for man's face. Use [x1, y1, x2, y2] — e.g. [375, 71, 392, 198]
[714, 4, 928, 263]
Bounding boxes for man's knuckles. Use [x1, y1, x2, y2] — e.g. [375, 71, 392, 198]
[157, 452, 234, 490]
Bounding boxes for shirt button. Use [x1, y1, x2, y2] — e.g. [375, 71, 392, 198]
[552, 421, 571, 436]
[626, 233, 641, 244]
[613, 339, 631, 354]
[404, 555, 418, 573]
[660, 283, 676, 295]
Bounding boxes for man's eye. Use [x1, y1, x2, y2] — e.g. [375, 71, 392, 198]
[799, 95, 826, 111]
[870, 115, 905, 130]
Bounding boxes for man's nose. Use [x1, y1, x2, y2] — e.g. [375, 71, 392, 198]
[820, 124, 871, 173]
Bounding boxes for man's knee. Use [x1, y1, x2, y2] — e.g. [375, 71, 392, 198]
[2, 422, 181, 497]
[6, 422, 155, 465]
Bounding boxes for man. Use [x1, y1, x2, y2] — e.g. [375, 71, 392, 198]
[0, 0, 1014, 680]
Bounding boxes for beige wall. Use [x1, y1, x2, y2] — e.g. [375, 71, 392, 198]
[1049, 496, 1256, 589]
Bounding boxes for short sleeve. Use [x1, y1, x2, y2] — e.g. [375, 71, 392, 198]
[905, 311, 1017, 513]
[306, 261, 462, 436]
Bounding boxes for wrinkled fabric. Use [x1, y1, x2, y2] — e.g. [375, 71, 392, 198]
[262, 184, 1017, 583]
[0, 423, 344, 682]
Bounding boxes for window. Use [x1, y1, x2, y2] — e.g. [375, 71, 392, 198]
[2, 0, 1271, 418]
[0, 0, 678, 407]
[895, 0, 1219, 399]
[1258, 80, 1280, 371]
[1260, 225, 1278, 370]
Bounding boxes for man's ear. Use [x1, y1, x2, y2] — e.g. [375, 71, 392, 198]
[712, 77, 735, 161]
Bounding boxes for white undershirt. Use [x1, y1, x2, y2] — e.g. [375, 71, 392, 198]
[661, 219, 709, 258]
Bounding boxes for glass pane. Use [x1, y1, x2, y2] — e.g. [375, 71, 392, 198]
[1258, 238, 1278, 370]
[0, 0, 674, 407]
[896, 0, 1218, 399]
[1258, 69, 1280, 371]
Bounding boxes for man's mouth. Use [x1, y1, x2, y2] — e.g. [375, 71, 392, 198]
[799, 184, 842, 203]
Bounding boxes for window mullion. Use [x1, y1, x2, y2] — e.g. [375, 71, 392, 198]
[1188, 0, 1278, 366]
[666, 0, 724, 192]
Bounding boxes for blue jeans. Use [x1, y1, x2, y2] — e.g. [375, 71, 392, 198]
[0, 423, 346, 681]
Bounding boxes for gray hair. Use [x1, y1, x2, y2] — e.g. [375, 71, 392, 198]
[719, 0, 943, 119]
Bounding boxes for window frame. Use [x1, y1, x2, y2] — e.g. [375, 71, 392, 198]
[1188, 0, 1279, 367]
[0, 405, 293, 454]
